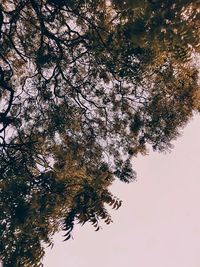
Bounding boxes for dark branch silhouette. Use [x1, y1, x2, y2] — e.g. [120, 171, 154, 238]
[0, 0, 199, 266]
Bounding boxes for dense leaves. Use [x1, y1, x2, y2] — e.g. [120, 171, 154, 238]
[0, 0, 199, 266]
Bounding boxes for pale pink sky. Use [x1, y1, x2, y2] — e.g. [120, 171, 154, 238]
[43, 115, 200, 267]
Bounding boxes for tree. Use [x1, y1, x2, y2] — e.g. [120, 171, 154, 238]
[0, 0, 199, 265]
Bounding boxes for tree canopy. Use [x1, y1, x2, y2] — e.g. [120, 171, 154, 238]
[0, 0, 199, 266]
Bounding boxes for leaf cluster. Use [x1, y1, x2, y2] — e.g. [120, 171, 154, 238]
[0, 0, 199, 265]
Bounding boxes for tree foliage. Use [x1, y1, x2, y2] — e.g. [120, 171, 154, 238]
[0, 0, 199, 265]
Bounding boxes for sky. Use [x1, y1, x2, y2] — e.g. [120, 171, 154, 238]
[43, 115, 200, 267]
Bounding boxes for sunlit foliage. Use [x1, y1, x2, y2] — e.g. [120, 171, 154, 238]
[0, 0, 199, 265]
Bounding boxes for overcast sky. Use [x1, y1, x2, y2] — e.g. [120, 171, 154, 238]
[43, 115, 200, 267]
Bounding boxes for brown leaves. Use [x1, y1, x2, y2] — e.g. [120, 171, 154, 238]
[0, 0, 199, 265]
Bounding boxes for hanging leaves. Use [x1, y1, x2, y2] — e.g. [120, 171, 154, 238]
[0, 0, 199, 265]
